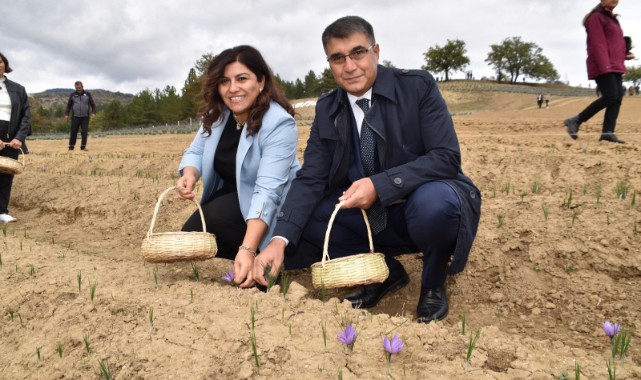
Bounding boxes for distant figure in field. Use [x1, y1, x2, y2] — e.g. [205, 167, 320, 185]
[545, 93, 551, 108]
[564, 0, 635, 144]
[628, 86, 635, 96]
[537, 94, 543, 108]
[65, 81, 96, 151]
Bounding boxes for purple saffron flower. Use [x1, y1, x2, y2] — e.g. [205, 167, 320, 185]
[602, 321, 621, 340]
[338, 324, 357, 347]
[383, 334, 404, 355]
[221, 270, 235, 283]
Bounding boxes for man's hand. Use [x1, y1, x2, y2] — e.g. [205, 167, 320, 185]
[338, 177, 378, 209]
[252, 238, 286, 286]
[65, 115, 69, 121]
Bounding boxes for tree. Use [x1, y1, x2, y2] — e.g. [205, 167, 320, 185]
[303, 70, 319, 97]
[194, 52, 216, 76]
[624, 65, 641, 88]
[485, 36, 559, 83]
[181, 67, 201, 118]
[317, 68, 337, 94]
[382, 60, 395, 68]
[422, 39, 470, 81]
[157, 86, 183, 123]
[94, 100, 128, 130]
[126, 89, 160, 126]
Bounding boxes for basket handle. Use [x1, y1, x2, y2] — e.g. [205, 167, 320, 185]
[1, 144, 25, 167]
[321, 201, 375, 265]
[146, 186, 208, 239]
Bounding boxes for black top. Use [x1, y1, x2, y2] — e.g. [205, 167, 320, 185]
[214, 115, 243, 194]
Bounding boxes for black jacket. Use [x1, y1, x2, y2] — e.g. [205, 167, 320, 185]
[4, 77, 31, 142]
[275, 65, 481, 274]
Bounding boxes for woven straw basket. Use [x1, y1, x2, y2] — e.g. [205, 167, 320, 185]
[311, 201, 389, 289]
[141, 187, 217, 263]
[0, 147, 25, 175]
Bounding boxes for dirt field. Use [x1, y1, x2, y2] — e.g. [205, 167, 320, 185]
[2, 89, 640, 379]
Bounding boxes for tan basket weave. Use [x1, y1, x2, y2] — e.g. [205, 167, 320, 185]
[0, 147, 25, 175]
[311, 201, 389, 289]
[141, 187, 217, 263]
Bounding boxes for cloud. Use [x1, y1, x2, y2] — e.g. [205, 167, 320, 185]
[2, 0, 639, 94]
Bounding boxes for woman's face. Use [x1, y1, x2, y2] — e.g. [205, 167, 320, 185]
[218, 61, 264, 120]
[601, 0, 619, 10]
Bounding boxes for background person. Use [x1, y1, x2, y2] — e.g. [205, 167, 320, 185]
[564, 0, 635, 144]
[0, 52, 31, 224]
[65, 81, 96, 151]
[177, 45, 300, 288]
[252, 16, 481, 323]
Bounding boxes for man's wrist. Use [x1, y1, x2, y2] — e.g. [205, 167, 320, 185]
[270, 236, 289, 247]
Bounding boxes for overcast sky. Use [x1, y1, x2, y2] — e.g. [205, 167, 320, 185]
[2, 0, 640, 95]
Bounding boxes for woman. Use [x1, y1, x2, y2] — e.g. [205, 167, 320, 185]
[564, 0, 635, 144]
[0, 52, 31, 223]
[177, 45, 300, 288]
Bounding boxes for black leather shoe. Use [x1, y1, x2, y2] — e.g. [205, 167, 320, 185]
[564, 116, 581, 140]
[344, 267, 409, 309]
[417, 286, 448, 323]
[599, 133, 625, 144]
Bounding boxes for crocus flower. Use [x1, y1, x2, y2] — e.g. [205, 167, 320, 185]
[338, 324, 357, 352]
[383, 334, 404, 355]
[382, 334, 404, 374]
[221, 270, 235, 284]
[602, 321, 621, 340]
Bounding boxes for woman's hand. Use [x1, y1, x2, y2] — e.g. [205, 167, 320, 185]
[176, 169, 199, 200]
[0, 139, 22, 150]
[626, 52, 636, 60]
[234, 249, 256, 288]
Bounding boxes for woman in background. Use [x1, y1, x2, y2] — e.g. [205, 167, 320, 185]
[0, 52, 31, 223]
[564, 0, 635, 144]
[176, 45, 300, 288]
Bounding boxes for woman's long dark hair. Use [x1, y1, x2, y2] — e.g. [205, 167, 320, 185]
[583, 3, 606, 27]
[200, 45, 294, 136]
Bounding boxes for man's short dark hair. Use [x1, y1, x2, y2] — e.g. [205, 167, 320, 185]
[75, 81, 83, 86]
[321, 16, 376, 53]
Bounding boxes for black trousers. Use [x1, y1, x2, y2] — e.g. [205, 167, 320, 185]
[182, 190, 247, 260]
[286, 181, 460, 290]
[578, 73, 624, 134]
[69, 116, 90, 149]
[0, 121, 19, 214]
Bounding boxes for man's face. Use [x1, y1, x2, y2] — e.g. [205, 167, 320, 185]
[325, 32, 379, 97]
[75, 83, 83, 93]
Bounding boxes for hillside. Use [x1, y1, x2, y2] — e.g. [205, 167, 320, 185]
[31, 88, 134, 110]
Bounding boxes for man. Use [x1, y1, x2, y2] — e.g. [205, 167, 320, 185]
[253, 16, 481, 323]
[65, 81, 96, 151]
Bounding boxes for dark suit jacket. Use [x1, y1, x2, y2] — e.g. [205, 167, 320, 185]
[275, 65, 481, 274]
[4, 77, 31, 142]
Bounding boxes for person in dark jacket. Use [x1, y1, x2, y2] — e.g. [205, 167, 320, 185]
[564, 0, 635, 144]
[252, 16, 481, 323]
[0, 52, 31, 223]
[65, 81, 96, 151]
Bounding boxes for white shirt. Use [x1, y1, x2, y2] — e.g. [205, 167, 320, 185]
[347, 88, 373, 137]
[0, 77, 11, 122]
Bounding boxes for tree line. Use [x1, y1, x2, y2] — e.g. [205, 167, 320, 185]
[30, 36, 641, 133]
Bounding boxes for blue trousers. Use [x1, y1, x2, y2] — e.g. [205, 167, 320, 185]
[287, 181, 461, 289]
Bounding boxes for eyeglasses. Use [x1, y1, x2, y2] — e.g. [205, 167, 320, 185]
[327, 44, 375, 65]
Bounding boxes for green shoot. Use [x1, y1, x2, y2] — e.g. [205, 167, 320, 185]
[36, 346, 41, 360]
[190, 288, 194, 303]
[461, 313, 466, 335]
[531, 178, 541, 194]
[99, 359, 112, 380]
[77, 270, 82, 293]
[250, 305, 260, 370]
[563, 189, 573, 209]
[466, 329, 481, 364]
[615, 181, 629, 200]
[84, 333, 91, 354]
[191, 264, 200, 282]
[574, 360, 581, 380]
[497, 214, 504, 228]
[56, 342, 64, 358]
[321, 321, 327, 349]
[153, 266, 158, 289]
[148, 307, 155, 332]
[571, 210, 578, 228]
[280, 272, 291, 298]
[90, 281, 97, 304]
[630, 191, 636, 209]
[607, 358, 616, 380]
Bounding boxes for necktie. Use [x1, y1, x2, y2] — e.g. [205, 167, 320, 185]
[355, 98, 386, 234]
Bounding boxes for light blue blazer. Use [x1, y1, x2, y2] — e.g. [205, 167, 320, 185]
[179, 101, 301, 250]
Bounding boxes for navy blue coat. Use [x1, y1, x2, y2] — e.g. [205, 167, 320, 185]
[275, 65, 481, 274]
